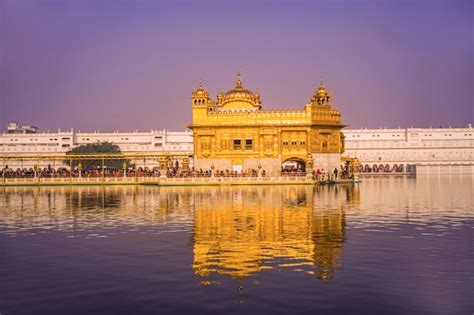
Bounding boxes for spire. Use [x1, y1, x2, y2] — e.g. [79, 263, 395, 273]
[236, 72, 243, 89]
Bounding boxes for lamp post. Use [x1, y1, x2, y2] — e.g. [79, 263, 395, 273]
[210, 163, 215, 177]
[78, 162, 82, 178]
[122, 161, 127, 178]
[33, 163, 38, 180]
[257, 162, 262, 177]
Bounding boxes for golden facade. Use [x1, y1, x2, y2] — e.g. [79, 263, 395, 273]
[189, 74, 345, 173]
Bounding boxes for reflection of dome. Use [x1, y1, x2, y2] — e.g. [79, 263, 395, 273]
[217, 74, 261, 110]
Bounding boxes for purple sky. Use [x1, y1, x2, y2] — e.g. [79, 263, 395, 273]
[1, 0, 473, 132]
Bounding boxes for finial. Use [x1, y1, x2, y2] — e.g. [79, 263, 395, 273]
[198, 78, 203, 89]
[320, 76, 324, 85]
[236, 72, 242, 88]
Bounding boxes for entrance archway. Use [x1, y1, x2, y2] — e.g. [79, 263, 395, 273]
[281, 158, 306, 173]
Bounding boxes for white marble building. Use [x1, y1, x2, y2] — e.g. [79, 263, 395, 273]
[343, 125, 474, 174]
[1, 124, 473, 174]
[0, 128, 193, 170]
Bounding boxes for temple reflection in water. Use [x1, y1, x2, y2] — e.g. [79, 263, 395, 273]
[0, 184, 360, 283]
[192, 185, 357, 282]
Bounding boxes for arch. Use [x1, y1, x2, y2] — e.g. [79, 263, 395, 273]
[398, 164, 404, 172]
[281, 157, 306, 173]
[392, 164, 399, 172]
[373, 164, 378, 172]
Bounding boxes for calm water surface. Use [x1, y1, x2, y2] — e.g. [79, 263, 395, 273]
[0, 176, 473, 315]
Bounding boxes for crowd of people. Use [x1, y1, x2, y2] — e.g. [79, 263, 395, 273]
[1, 164, 358, 180]
[0, 165, 160, 178]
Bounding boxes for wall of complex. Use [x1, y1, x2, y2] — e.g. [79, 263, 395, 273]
[343, 126, 474, 173]
[0, 130, 193, 169]
[1, 126, 473, 173]
[0, 130, 193, 154]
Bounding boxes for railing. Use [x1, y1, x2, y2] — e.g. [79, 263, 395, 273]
[1, 174, 361, 185]
[161, 176, 311, 184]
[1, 176, 162, 184]
[1, 175, 315, 185]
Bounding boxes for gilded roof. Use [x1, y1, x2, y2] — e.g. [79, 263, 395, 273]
[217, 74, 261, 109]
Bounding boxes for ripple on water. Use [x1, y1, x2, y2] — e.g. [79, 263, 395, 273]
[0, 179, 473, 314]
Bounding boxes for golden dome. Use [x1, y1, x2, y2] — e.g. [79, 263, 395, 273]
[316, 80, 328, 98]
[218, 74, 261, 109]
[311, 78, 330, 105]
[225, 75, 255, 97]
[192, 80, 209, 98]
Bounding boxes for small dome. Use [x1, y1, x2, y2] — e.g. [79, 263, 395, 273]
[310, 78, 330, 105]
[316, 82, 328, 98]
[192, 81, 209, 98]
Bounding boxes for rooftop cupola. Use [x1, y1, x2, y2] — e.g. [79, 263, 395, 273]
[192, 81, 209, 101]
[311, 78, 330, 105]
[192, 80, 214, 112]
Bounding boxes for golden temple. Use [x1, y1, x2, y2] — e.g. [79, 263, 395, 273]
[189, 74, 345, 174]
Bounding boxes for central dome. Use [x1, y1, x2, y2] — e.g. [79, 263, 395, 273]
[225, 76, 255, 98]
[217, 74, 261, 110]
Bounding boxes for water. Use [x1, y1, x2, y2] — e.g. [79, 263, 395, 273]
[0, 176, 473, 315]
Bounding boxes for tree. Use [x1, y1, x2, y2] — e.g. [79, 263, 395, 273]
[64, 142, 129, 170]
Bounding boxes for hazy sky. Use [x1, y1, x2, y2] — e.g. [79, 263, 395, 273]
[1, 0, 472, 132]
